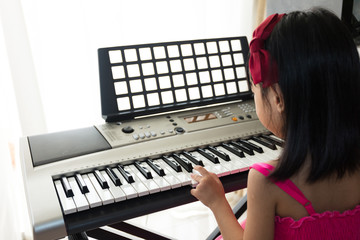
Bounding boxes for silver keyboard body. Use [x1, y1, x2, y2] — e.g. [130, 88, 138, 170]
[20, 99, 269, 240]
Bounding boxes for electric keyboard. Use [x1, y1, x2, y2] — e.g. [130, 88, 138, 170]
[20, 100, 284, 239]
[19, 37, 283, 239]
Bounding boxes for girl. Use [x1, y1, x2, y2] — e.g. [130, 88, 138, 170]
[191, 8, 360, 240]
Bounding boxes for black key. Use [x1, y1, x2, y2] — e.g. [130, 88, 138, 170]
[106, 167, 121, 186]
[117, 165, 135, 183]
[134, 161, 152, 179]
[208, 146, 230, 161]
[61, 176, 74, 197]
[163, 156, 182, 172]
[94, 170, 109, 189]
[147, 159, 165, 176]
[197, 148, 219, 164]
[221, 143, 245, 158]
[75, 174, 89, 194]
[238, 139, 263, 153]
[182, 151, 204, 166]
[230, 141, 254, 155]
[261, 135, 284, 147]
[252, 136, 277, 150]
[172, 153, 193, 172]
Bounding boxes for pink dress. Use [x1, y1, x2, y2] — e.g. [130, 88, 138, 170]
[215, 163, 360, 240]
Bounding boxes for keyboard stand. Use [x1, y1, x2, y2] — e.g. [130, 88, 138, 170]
[68, 221, 172, 240]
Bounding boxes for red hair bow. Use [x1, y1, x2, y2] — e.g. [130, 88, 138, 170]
[249, 13, 285, 87]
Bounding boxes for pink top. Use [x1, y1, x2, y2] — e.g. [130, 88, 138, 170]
[216, 163, 360, 240]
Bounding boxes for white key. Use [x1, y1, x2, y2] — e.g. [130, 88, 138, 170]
[156, 159, 191, 186]
[88, 173, 114, 205]
[248, 140, 279, 159]
[123, 166, 149, 197]
[54, 180, 77, 215]
[190, 151, 230, 177]
[152, 159, 182, 189]
[82, 175, 102, 208]
[144, 162, 172, 191]
[183, 167, 201, 187]
[267, 135, 285, 156]
[68, 177, 89, 211]
[242, 151, 264, 164]
[251, 150, 273, 162]
[128, 165, 160, 194]
[216, 147, 249, 172]
[100, 170, 126, 202]
[165, 157, 198, 187]
[225, 147, 259, 166]
[210, 146, 241, 173]
[272, 145, 283, 158]
[112, 168, 138, 199]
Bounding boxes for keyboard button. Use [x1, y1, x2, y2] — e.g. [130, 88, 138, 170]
[117, 165, 135, 183]
[252, 136, 277, 150]
[156, 159, 191, 187]
[238, 139, 263, 153]
[162, 156, 182, 172]
[147, 159, 165, 176]
[172, 153, 193, 172]
[100, 170, 126, 202]
[68, 177, 89, 211]
[106, 167, 121, 186]
[134, 161, 152, 179]
[75, 173, 89, 194]
[94, 170, 109, 189]
[54, 180, 76, 215]
[81, 175, 102, 208]
[152, 159, 182, 189]
[88, 173, 114, 205]
[221, 143, 245, 158]
[128, 165, 160, 194]
[61, 177, 74, 198]
[197, 148, 219, 164]
[231, 141, 254, 155]
[112, 168, 138, 199]
[261, 134, 284, 147]
[208, 146, 230, 161]
[123, 166, 149, 196]
[182, 151, 204, 166]
[144, 162, 172, 191]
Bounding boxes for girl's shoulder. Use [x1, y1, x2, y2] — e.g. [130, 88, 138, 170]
[247, 160, 279, 196]
[249, 160, 278, 175]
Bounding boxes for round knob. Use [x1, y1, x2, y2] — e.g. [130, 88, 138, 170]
[174, 127, 185, 134]
[122, 126, 134, 134]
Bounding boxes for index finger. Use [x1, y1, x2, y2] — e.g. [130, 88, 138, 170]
[193, 165, 209, 176]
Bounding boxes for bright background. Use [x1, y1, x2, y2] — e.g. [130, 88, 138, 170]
[0, 1, 258, 239]
[0, 0, 352, 239]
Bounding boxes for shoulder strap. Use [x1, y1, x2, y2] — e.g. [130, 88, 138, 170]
[250, 163, 316, 215]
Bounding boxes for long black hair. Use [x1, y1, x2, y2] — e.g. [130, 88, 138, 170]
[261, 8, 360, 182]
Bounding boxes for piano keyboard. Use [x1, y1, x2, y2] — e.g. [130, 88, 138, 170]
[20, 99, 283, 240]
[54, 134, 283, 216]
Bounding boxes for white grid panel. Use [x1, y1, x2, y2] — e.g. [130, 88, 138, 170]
[100, 37, 251, 119]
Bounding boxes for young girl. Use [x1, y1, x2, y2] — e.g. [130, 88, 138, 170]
[191, 8, 360, 240]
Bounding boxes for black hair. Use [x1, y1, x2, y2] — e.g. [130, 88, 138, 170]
[259, 8, 360, 182]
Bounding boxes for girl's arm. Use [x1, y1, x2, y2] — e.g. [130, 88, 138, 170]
[191, 166, 276, 240]
[191, 166, 244, 240]
[244, 168, 275, 240]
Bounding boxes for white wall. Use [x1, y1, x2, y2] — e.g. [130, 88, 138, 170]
[0, 1, 256, 239]
[19, 0, 256, 133]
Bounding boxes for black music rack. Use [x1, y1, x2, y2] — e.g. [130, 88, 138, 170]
[98, 36, 252, 122]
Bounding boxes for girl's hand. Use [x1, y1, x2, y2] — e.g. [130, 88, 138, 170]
[190, 165, 227, 210]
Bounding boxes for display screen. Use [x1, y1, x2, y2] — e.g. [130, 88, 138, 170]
[184, 113, 217, 123]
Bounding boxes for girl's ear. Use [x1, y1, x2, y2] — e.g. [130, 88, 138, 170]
[270, 84, 285, 113]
